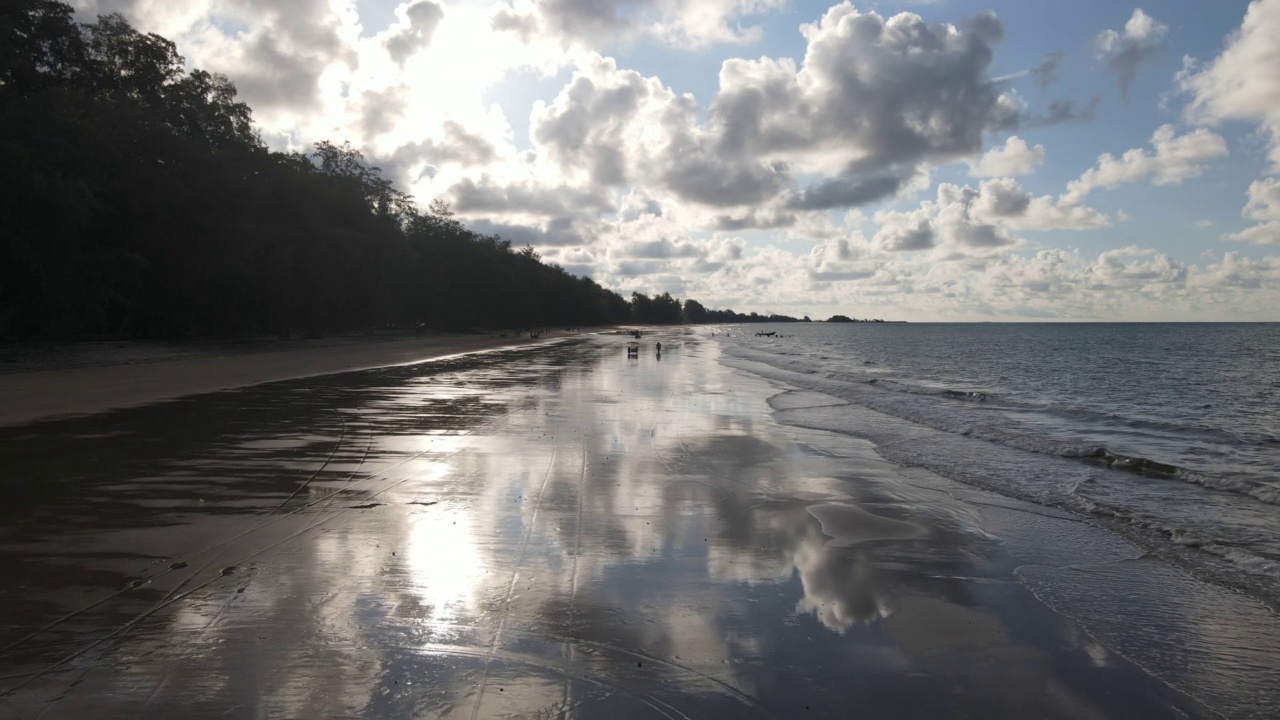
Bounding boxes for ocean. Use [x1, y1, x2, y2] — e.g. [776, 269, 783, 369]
[717, 322, 1280, 610]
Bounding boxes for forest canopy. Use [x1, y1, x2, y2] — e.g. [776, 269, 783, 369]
[0, 1, 801, 340]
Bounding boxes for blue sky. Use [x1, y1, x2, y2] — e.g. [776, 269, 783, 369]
[77, 0, 1280, 320]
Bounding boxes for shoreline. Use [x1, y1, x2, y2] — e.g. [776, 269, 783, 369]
[0, 330, 587, 427]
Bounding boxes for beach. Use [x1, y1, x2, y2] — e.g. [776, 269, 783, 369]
[0, 332, 554, 427]
[0, 329, 1273, 718]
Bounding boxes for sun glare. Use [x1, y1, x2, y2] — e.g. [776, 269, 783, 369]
[405, 509, 486, 623]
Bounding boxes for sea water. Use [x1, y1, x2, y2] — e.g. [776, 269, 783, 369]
[718, 322, 1280, 609]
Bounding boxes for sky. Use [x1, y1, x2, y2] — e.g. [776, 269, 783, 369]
[70, 0, 1280, 321]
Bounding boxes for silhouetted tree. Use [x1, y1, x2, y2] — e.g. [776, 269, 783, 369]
[0, 2, 637, 340]
[682, 299, 707, 324]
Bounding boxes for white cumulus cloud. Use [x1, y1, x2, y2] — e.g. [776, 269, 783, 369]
[1224, 177, 1280, 244]
[1092, 8, 1168, 100]
[1178, 0, 1280, 168]
[1062, 124, 1227, 204]
[969, 136, 1046, 177]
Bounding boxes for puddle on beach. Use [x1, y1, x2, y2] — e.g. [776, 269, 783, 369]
[0, 334, 1235, 718]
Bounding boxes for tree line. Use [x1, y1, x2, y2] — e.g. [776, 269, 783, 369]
[0, 2, 823, 341]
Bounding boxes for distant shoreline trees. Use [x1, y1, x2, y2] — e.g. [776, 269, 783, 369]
[0, 2, 875, 341]
[826, 314, 896, 323]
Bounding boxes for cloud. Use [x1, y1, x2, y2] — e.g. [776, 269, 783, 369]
[1063, 124, 1228, 204]
[431, 121, 500, 165]
[359, 86, 409, 140]
[199, 0, 359, 118]
[976, 178, 1110, 230]
[872, 178, 1107, 254]
[1029, 51, 1065, 89]
[789, 175, 903, 210]
[1178, 0, 1280, 168]
[1243, 177, 1280, 220]
[714, 208, 798, 231]
[589, 232, 1280, 320]
[1224, 177, 1280, 244]
[491, 0, 785, 50]
[70, 0, 215, 37]
[1192, 251, 1280, 291]
[661, 155, 791, 207]
[708, 5, 1018, 173]
[492, 0, 632, 45]
[385, 1, 444, 65]
[372, 120, 502, 188]
[1092, 8, 1168, 100]
[617, 190, 663, 222]
[936, 197, 1016, 249]
[468, 216, 597, 247]
[531, 56, 702, 190]
[1091, 246, 1187, 287]
[531, 5, 1017, 212]
[872, 209, 936, 252]
[1023, 97, 1100, 128]
[969, 136, 1045, 177]
[448, 175, 612, 217]
[73, 0, 1280, 320]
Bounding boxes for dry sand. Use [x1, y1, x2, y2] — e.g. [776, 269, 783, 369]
[0, 332, 555, 427]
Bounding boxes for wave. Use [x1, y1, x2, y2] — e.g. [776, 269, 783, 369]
[725, 343, 1280, 509]
[864, 378, 992, 402]
[852, 373, 1274, 447]
[1070, 495, 1280, 583]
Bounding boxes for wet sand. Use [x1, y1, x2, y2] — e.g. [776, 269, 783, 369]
[0, 332, 552, 427]
[0, 332, 1257, 718]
